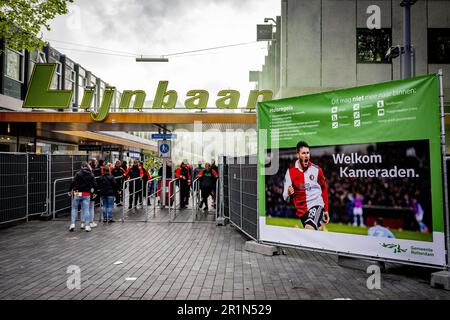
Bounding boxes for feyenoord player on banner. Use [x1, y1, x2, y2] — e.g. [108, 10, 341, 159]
[283, 141, 330, 231]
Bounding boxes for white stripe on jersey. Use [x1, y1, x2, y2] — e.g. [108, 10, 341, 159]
[295, 160, 324, 210]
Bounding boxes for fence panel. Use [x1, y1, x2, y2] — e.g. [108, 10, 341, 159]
[223, 156, 258, 240]
[228, 159, 242, 229]
[241, 160, 258, 239]
[28, 154, 49, 216]
[51, 155, 74, 216]
[221, 159, 230, 219]
[0, 153, 27, 224]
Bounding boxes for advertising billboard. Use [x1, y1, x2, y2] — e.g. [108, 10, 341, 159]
[258, 74, 446, 266]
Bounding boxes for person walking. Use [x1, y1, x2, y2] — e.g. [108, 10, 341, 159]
[193, 161, 203, 181]
[176, 162, 191, 208]
[197, 163, 218, 212]
[68, 162, 97, 232]
[140, 161, 152, 205]
[123, 160, 144, 209]
[98, 166, 118, 223]
[149, 163, 159, 196]
[111, 160, 125, 207]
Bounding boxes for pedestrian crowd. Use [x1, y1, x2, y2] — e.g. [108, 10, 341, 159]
[68, 158, 219, 232]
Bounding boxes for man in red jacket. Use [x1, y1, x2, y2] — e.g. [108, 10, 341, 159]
[283, 141, 329, 231]
[123, 160, 144, 209]
[176, 162, 191, 209]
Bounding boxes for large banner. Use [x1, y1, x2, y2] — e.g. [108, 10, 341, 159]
[258, 74, 446, 266]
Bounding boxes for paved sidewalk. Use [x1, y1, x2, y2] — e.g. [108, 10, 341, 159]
[0, 216, 449, 300]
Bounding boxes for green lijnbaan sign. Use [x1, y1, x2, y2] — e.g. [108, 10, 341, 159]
[23, 63, 273, 121]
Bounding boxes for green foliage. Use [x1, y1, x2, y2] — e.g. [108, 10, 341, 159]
[0, 0, 73, 52]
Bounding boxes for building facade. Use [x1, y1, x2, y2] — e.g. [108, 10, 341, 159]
[0, 40, 156, 157]
[256, 0, 450, 105]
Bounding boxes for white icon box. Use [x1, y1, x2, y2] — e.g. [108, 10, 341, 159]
[378, 109, 385, 116]
[353, 103, 360, 111]
[377, 100, 384, 108]
[331, 107, 338, 114]
[353, 111, 360, 119]
[354, 120, 361, 127]
[332, 122, 339, 129]
[332, 114, 338, 121]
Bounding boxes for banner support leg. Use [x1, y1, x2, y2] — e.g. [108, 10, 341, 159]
[431, 69, 450, 290]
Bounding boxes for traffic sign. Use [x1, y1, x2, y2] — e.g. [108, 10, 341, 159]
[152, 134, 177, 140]
[158, 140, 171, 158]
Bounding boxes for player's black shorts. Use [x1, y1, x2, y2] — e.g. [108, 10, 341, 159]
[300, 205, 324, 230]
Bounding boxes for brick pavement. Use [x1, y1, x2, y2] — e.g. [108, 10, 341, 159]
[0, 214, 449, 300]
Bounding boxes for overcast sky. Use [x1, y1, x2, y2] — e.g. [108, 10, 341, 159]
[43, 0, 280, 107]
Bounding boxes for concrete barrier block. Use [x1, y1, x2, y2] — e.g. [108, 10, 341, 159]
[244, 241, 278, 256]
[430, 271, 450, 290]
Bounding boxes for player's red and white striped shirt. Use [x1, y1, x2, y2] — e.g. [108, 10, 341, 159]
[283, 160, 329, 217]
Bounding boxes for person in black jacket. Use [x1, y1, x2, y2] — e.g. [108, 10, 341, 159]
[68, 162, 97, 232]
[98, 166, 118, 222]
[123, 160, 144, 209]
[197, 163, 218, 212]
[176, 162, 191, 209]
[111, 160, 125, 206]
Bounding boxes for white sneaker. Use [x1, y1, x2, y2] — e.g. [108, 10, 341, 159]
[69, 224, 75, 232]
[136, 205, 142, 209]
[90, 222, 97, 228]
[85, 225, 91, 232]
[80, 223, 85, 229]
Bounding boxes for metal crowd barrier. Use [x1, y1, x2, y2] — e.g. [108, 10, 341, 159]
[145, 176, 161, 221]
[53, 175, 105, 220]
[52, 177, 73, 219]
[192, 177, 200, 214]
[121, 176, 144, 222]
[215, 179, 220, 222]
[168, 178, 180, 221]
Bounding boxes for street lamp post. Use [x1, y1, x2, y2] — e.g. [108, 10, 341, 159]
[400, 0, 417, 79]
[385, 1, 417, 79]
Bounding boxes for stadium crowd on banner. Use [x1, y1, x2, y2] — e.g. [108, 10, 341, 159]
[265, 142, 431, 232]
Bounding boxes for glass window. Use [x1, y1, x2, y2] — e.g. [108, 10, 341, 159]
[28, 50, 46, 82]
[65, 69, 75, 90]
[5, 48, 23, 82]
[428, 28, 450, 64]
[77, 73, 86, 108]
[357, 28, 392, 63]
[50, 62, 62, 89]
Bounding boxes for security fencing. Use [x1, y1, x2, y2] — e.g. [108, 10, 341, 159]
[1, 152, 251, 227]
[221, 155, 230, 220]
[28, 154, 49, 217]
[52, 177, 73, 219]
[48, 154, 89, 218]
[168, 178, 180, 221]
[145, 177, 162, 221]
[220, 155, 258, 240]
[192, 177, 200, 217]
[0, 152, 28, 224]
[122, 176, 145, 222]
[0, 152, 95, 225]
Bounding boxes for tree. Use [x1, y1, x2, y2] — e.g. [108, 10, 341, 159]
[0, 0, 73, 52]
